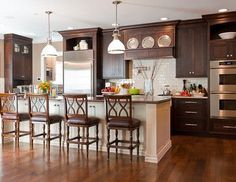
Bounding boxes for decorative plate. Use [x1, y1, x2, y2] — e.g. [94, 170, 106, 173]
[157, 35, 172, 47]
[142, 36, 155, 48]
[127, 38, 139, 49]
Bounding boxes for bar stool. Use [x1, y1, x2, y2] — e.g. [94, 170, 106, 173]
[28, 93, 62, 150]
[104, 95, 140, 161]
[63, 94, 99, 157]
[0, 93, 30, 147]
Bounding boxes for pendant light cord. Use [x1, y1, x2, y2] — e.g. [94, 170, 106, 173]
[46, 11, 52, 43]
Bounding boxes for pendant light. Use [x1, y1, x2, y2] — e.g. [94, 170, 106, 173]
[41, 11, 57, 57]
[108, 1, 125, 54]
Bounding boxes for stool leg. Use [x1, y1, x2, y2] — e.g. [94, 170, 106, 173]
[137, 127, 140, 158]
[43, 124, 46, 148]
[1, 120, 4, 145]
[67, 125, 69, 152]
[130, 130, 133, 162]
[59, 121, 62, 148]
[86, 127, 89, 158]
[47, 123, 50, 151]
[77, 127, 80, 149]
[115, 129, 118, 158]
[30, 122, 34, 149]
[15, 121, 20, 148]
[96, 124, 99, 151]
[107, 128, 110, 160]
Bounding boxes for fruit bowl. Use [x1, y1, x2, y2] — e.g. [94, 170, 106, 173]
[219, 32, 236, 39]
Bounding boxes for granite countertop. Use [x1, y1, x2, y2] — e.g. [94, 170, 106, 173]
[87, 95, 171, 104]
[171, 95, 208, 99]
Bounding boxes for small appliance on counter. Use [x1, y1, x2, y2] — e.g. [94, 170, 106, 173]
[16, 85, 33, 94]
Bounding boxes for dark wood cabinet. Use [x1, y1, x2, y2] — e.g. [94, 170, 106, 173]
[123, 21, 178, 60]
[210, 117, 236, 136]
[102, 30, 129, 79]
[4, 34, 32, 92]
[171, 98, 207, 134]
[210, 40, 236, 60]
[176, 20, 207, 77]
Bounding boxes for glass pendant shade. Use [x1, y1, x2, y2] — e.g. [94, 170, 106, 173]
[41, 41, 57, 57]
[41, 11, 57, 57]
[108, 33, 125, 54]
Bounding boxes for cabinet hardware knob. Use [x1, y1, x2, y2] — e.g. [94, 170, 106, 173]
[227, 54, 229, 57]
[189, 72, 191, 74]
[192, 71, 194, 74]
[230, 54, 233, 57]
[185, 123, 197, 127]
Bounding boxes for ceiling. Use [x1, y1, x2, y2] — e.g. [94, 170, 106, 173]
[0, 0, 235, 43]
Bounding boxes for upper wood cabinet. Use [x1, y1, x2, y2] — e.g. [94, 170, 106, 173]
[203, 11, 236, 60]
[210, 40, 236, 60]
[122, 21, 179, 60]
[101, 30, 129, 79]
[4, 34, 32, 92]
[58, 28, 104, 96]
[176, 20, 207, 78]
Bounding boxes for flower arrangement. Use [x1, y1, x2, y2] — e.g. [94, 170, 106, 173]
[38, 81, 51, 93]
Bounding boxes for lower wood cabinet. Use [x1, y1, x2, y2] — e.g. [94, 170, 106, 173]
[171, 98, 207, 134]
[210, 117, 236, 136]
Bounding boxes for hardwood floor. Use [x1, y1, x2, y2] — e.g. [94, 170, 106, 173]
[1, 136, 236, 182]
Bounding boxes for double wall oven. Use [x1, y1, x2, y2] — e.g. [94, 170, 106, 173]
[210, 60, 236, 118]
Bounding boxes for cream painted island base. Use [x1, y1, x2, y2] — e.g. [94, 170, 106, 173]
[5, 96, 171, 164]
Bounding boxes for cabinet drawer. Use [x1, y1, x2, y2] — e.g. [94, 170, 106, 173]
[172, 99, 206, 118]
[173, 118, 205, 132]
[210, 118, 236, 135]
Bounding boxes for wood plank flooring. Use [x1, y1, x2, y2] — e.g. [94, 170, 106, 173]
[0, 135, 236, 182]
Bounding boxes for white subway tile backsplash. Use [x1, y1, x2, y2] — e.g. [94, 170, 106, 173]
[109, 58, 208, 96]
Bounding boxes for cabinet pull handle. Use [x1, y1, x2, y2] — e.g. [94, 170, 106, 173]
[184, 101, 198, 104]
[223, 125, 236, 129]
[185, 111, 198, 114]
[185, 123, 198, 127]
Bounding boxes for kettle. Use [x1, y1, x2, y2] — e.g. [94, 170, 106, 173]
[163, 85, 171, 96]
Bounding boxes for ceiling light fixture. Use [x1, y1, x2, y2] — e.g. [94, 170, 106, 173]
[218, 8, 228, 13]
[108, 1, 125, 54]
[41, 11, 57, 57]
[160, 17, 169, 21]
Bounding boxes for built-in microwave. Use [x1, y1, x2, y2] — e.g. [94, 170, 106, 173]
[210, 60, 236, 93]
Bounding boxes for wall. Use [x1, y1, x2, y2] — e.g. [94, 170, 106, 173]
[110, 58, 208, 95]
[32, 41, 63, 84]
[0, 39, 4, 92]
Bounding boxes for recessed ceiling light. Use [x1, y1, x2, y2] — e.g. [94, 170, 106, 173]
[218, 8, 228, 13]
[160, 17, 168, 21]
[67, 26, 74, 30]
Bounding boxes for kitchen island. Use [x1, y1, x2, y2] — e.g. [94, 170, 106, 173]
[16, 95, 171, 163]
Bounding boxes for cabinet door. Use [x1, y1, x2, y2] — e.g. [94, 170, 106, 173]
[13, 49, 25, 80]
[229, 41, 236, 59]
[23, 44, 32, 80]
[176, 22, 207, 77]
[210, 41, 228, 60]
[192, 23, 207, 77]
[176, 25, 194, 77]
[102, 31, 127, 79]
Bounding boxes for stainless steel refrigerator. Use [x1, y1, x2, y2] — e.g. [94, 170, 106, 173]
[63, 50, 93, 95]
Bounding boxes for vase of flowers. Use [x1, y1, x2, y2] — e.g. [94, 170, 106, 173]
[38, 81, 51, 94]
